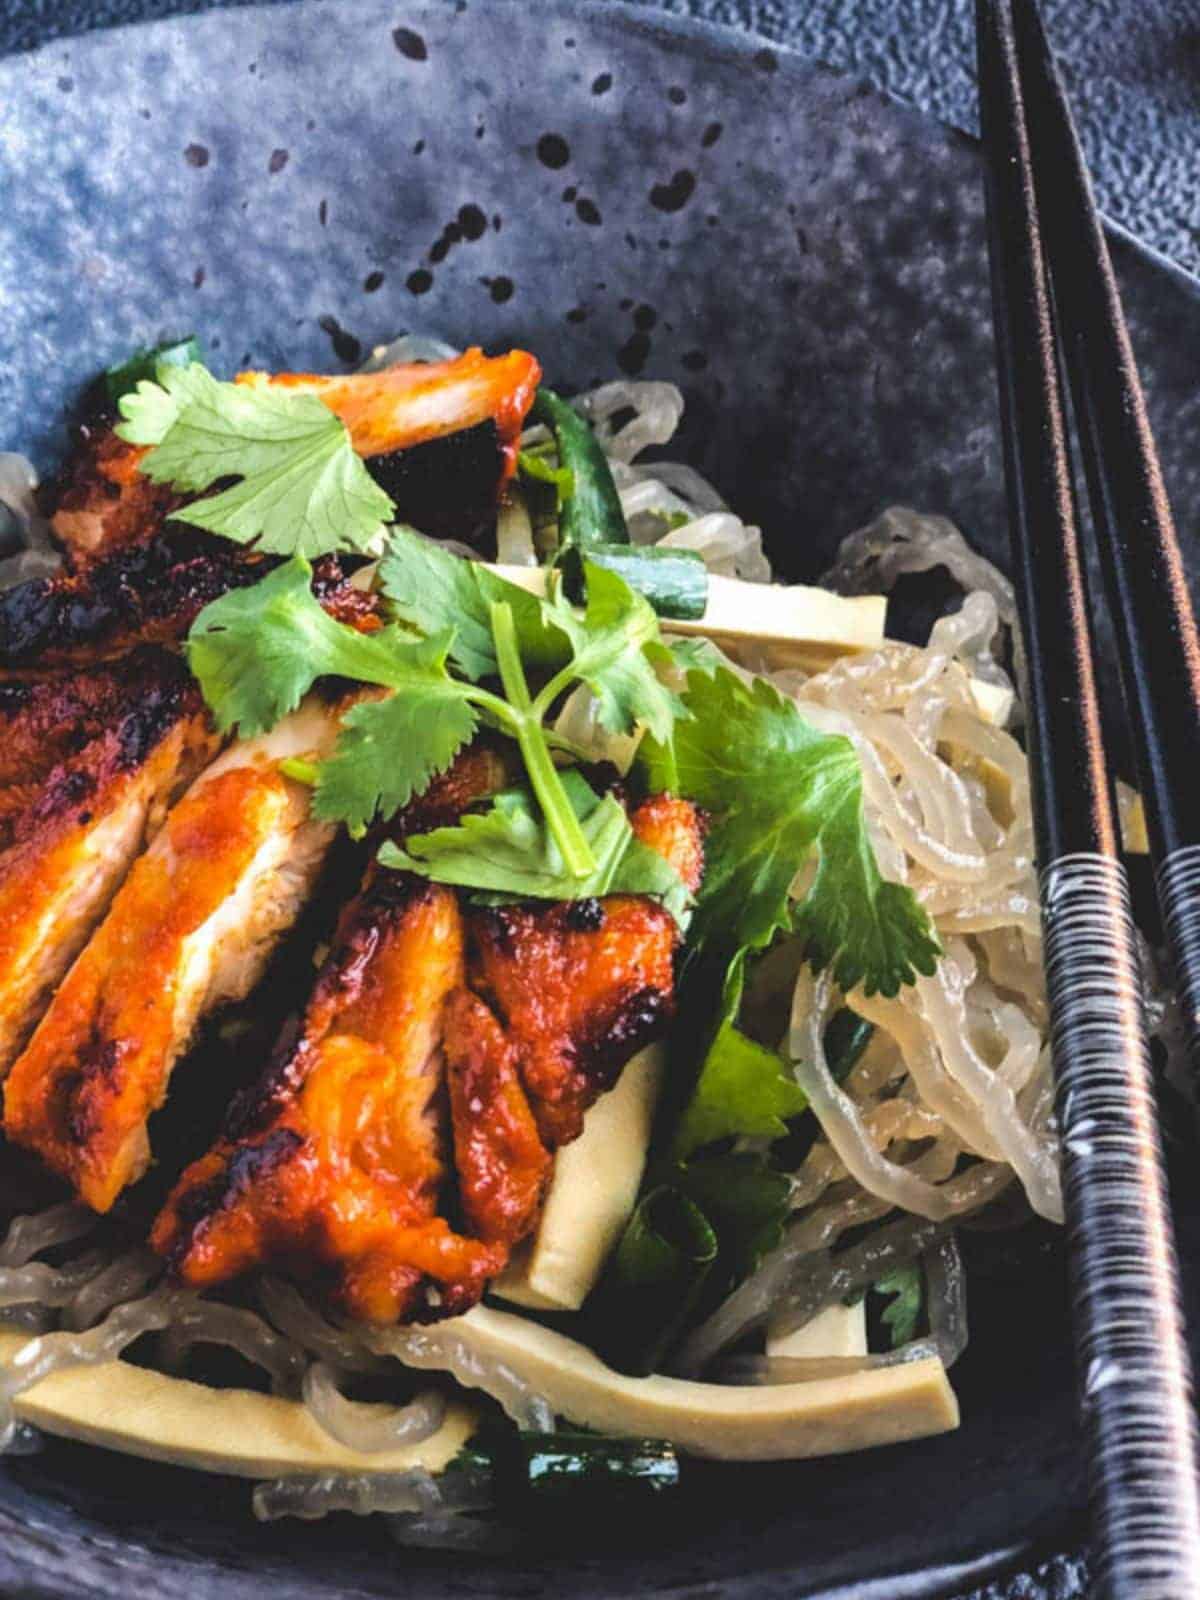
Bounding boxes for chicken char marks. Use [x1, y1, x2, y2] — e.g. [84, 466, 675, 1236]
[45, 419, 176, 567]
[152, 874, 510, 1322]
[0, 651, 221, 1079]
[2, 696, 353, 1212]
[6, 346, 543, 668]
[0, 529, 374, 669]
[152, 793, 704, 1324]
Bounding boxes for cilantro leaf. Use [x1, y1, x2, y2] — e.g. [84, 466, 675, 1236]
[186, 556, 422, 736]
[592, 1186, 718, 1376]
[313, 654, 479, 833]
[674, 1153, 793, 1285]
[186, 557, 480, 831]
[116, 362, 394, 558]
[543, 561, 683, 743]
[667, 636, 725, 678]
[873, 1263, 923, 1348]
[183, 536, 686, 880]
[614, 835, 696, 927]
[381, 536, 685, 746]
[672, 951, 807, 1159]
[378, 525, 565, 682]
[381, 771, 693, 923]
[382, 775, 630, 898]
[794, 815, 944, 1000]
[662, 665, 941, 997]
[117, 360, 216, 445]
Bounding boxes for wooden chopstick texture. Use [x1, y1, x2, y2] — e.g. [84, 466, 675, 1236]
[976, 2, 1200, 1594]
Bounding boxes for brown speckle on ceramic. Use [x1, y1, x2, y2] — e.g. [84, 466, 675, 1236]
[649, 168, 695, 211]
[536, 131, 570, 168]
[391, 24, 427, 60]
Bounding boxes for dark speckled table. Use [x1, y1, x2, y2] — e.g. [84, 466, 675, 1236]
[1, 3, 1196, 1598]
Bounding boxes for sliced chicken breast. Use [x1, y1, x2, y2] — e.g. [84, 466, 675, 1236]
[34, 346, 540, 582]
[152, 872, 507, 1322]
[3, 696, 349, 1213]
[240, 347, 540, 472]
[46, 419, 175, 567]
[0, 652, 221, 1078]
[152, 791, 703, 1324]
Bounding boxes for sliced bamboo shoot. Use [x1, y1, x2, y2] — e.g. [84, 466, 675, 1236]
[375, 1304, 958, 1461]
[967, 677, 1015, 727]
[0, 1329, 475, 1478]
[487, 564, 887, 670]
[494, 1044, 665, 1312]
[767, 1301, 868, 1360]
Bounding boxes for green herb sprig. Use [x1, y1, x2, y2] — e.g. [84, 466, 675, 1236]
[643, 661, 942, 998]
[186, 537, 682, 877]
[116, 361, 394, 558]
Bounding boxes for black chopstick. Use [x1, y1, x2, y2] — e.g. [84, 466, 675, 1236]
[1008, 0, 1200, 1102]
[976, 2, 1200, 1595]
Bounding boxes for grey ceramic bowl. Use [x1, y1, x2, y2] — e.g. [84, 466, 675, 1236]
[2, 2, 1200, 1596]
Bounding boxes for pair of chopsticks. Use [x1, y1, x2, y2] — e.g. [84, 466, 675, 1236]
[977, 0, 1200, 1594]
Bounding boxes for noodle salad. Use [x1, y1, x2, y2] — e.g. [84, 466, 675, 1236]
[0, 332, 1139, 1543]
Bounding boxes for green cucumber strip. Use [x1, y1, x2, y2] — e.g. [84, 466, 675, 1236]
[824, 1009, 876, 1081]
[559, 541, 709, 621]
[530, 387, 629, 550]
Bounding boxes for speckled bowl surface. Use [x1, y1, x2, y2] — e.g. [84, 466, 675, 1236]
[2, 2, 1199, 1596]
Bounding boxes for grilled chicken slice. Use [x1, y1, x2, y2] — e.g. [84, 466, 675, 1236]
[152, 873, 508, 1322]
[241, 347, 540, 473]
[629, 793, 707, 898]
[45, 420, 176, 568]
[36, 347, 541, 578]
[6, 351, 542, 667]
[0, 659, 178, 791]
[463, 895, 681, 1151]
[0, 534, 376, 670]
[3, 696, 350, 1213]
[0, 653, 220, 1078]
[149, 745, 515, 1318]
[464, 795, 705, 1148]
[443, 989, 552, 1248]
[239, 348, 542, 544]
[153, 791, 703, 1323]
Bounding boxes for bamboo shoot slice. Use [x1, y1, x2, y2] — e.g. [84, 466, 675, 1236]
[0, 1329, 474, 1478]
[487, 564, 887, 669]
[375, 1304, 958, 1461]
[767, 1301, 868, 1360]
[494, 1044, 665, 1312]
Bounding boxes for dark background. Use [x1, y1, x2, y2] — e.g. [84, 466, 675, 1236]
[3, 0, 1198, 274]
[2, 2, 1196, 1597]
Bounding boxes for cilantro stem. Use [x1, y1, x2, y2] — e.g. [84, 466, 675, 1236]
[489, 600, 533, 712]
[488, 600, 596, 880]
[279, 757, 319, 787]
[531, 661, 581, 721]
